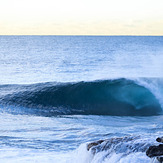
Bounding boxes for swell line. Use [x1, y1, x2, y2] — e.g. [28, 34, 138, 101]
[0, 78, 162, 116]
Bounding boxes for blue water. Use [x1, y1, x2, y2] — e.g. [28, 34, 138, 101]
[0, 36, 163, 163]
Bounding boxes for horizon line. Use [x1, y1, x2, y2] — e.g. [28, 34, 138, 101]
[0, 34, 163, 36]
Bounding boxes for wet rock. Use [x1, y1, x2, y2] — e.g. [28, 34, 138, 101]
[87, 140, 104, 151]
[87, 136, 149, 156]
[156, 137, 163, 143]
[146, 144, 163, 158]
[146, 137, 163, 163]
[157, 156, 163, 163]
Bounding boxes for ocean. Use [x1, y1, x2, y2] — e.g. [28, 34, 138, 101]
[0, 36, 163, 163]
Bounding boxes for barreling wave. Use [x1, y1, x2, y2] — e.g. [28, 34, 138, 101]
[0, 78, 162, 116]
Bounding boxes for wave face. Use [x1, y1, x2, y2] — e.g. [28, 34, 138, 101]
[0, 78, 162, 116]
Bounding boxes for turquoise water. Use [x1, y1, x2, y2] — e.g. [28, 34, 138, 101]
[0, 36, 163, 163]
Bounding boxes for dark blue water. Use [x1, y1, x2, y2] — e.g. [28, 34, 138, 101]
[0, 36, 163, 163]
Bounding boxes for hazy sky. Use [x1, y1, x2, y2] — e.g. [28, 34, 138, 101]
[0, 0, 163, 35]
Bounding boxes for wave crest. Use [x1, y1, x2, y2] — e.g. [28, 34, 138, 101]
[0, 78, 162, 116]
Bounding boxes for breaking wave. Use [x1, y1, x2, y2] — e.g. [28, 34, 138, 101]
[0, 78, 162, 116]
[71, 136, 152, 163]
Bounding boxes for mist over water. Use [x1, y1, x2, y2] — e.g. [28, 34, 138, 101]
[0, 36, 163, 163]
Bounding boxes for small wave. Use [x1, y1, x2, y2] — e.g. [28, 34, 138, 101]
[0, 78, 162, 116]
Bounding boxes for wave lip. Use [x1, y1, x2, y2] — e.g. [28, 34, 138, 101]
[0, 78, 162, 116]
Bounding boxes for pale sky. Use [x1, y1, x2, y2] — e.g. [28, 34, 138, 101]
[0, 0, 163, 35]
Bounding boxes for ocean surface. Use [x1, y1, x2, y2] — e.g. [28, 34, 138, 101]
[0, 36, 163, 163]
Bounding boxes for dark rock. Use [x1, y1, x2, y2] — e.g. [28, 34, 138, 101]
[87, 140, 104, 151]
[157, 156, 163, 163]
[156, 137, 163, 143]
[87, 136, 149, 156]
[146, 144, 163, 158]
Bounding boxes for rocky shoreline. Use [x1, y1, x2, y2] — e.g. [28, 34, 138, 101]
[86, 136, 163, 163]
[146, 137, 163, 163]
